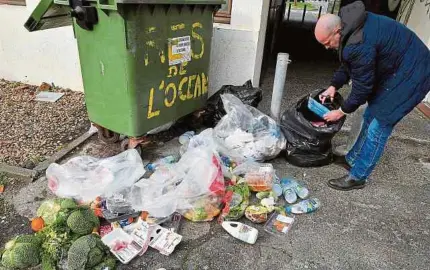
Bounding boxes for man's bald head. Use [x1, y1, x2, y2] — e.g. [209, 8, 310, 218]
[315, 14, 342, 49]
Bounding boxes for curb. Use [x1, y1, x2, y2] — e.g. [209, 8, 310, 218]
[0, 164, 38, 183]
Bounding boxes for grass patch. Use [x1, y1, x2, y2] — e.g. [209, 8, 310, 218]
[288, 1, 318, 11]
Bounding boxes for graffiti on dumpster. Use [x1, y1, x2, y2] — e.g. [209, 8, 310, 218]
[168, 62, 188, 78]
[191, 22, 204, 60]
[147, 72, 208, 119]
[144, 23, 204, 67]
[145, 22, 208, 119]
[171, 23, 185, 31]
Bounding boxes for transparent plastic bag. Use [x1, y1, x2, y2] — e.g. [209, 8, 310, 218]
[131, 146, 225, 221]
[180, 128, 235, 178]
[232, 161, 275, 192]
[218, 182, 250, 222]
[46, 149, 145, 202]
[201, 80, 263, 127]
[214, 94, 286, 161]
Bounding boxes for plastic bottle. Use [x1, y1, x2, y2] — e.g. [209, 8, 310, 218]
[145, 155, 179, 172]
[280, 178, 297, 204]
[285, 198, 320, 214]
[221, 221, 259, 244]
[271, 183, 283, 197]
[281, 178, 309, 201]
[178, 131, 195, 145]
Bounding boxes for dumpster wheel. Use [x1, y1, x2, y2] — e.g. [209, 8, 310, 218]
[96, 127, 120, 143]
[120, 138, 142, 155]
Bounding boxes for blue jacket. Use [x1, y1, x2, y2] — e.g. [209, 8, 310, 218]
[331, 1, 430, 125]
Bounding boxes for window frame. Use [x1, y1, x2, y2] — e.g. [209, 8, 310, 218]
[214, 0, 232, 24]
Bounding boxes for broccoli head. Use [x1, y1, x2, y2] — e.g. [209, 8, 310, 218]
[1, 234, 41, 269]
[37, 198, 77, 225]
[67, 234, 111, 270]
[66, 208, 100, 235]
[60, 198, 78, 210]
[93, 255, 116, 270]
[37, 200, 62, 225]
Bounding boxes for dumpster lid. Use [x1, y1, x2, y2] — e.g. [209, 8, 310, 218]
[24, 0, 72, 32]
[116, 0, 224, 4]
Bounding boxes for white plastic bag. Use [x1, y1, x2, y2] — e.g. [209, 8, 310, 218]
[179, 128, 234, 178]
[214, 94, 286, 161]
[47, 149, 145, 202]
[131, 146, 225, 221]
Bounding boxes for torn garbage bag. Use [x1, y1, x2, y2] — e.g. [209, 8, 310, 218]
[201, 80, 263, 127]
[46, 149, 145, 202]
[214, 94, 286, 162]
[280, 89, 345, 167]
[130, 146, 225, 221]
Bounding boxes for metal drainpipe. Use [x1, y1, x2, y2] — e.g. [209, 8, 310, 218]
[271, 53, 291, 122]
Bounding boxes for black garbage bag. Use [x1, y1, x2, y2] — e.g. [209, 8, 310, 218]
[280, 89, 346, 167]
[201, 80, 263, 127]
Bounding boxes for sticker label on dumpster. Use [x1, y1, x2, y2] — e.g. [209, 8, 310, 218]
[168, 36, 191, 66]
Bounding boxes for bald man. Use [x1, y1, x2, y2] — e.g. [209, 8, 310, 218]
[314, 1, 430, 191]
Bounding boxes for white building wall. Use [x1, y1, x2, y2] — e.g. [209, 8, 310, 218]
[209, 0, 270, 95]
[398, 0, 430, 103]
[0, 0, 270, 96]
[0, 2, 83, 91]
[404, 1, 430, 47]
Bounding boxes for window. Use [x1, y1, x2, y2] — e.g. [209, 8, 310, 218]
[0, 0, 26, 6]
[215, 0, 232, 24]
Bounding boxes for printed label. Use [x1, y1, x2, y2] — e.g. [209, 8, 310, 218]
[276, 215, 294, 224]
[149, 226, 182, 256]
[168, 36, 191, 66]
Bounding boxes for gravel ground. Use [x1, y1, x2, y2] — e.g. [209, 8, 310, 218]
[0, 79, 90, 168]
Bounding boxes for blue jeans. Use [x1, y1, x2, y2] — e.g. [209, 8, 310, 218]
[345, 108, 395, 181]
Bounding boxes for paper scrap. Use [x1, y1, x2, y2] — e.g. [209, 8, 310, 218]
[35, 91, 64, 102]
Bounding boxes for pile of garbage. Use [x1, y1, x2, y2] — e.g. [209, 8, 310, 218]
[1, 198, 116, 270]
[0, 91, 328, 270]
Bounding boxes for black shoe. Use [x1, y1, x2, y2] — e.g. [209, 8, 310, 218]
[333, 155, 352, 171]
[327, 175, 366, 191]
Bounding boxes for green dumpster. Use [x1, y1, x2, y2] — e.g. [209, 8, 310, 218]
[25, 0, 223, 146]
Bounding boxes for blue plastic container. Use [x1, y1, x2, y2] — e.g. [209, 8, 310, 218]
[307, 97, 330, 119]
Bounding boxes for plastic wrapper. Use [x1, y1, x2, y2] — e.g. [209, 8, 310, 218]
[264, 213, 295, 237]
[245, 205, 270, 223]
[130, 146, 225, 221]
[161, 212, 182, 233]
[182, 194, 223, 222]
[46, 149, 145, 202]
[219, 183, 250, 222]
[280, 89, 345, 167]
[201, 80, 263, 127]
[214, 94, 286, 162]
[232, 162, 275, 192]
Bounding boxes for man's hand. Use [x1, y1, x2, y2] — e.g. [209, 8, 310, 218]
[323, 109, 345, 122]
[319, 86, 336, 103]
